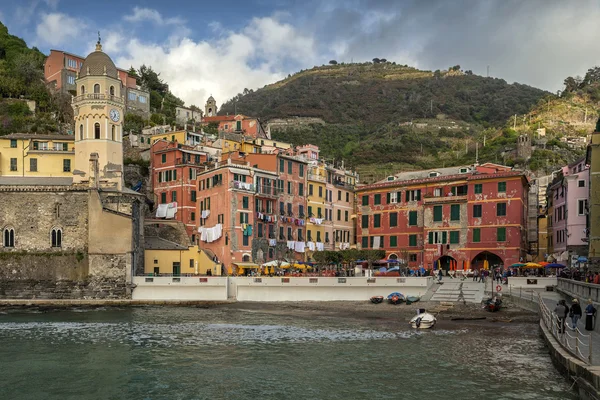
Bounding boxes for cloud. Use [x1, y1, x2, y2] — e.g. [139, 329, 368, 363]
[306, 0, 600, 91]
[124, 7, 184, 26]
[114, 15, 318, 108]
[35, 12, 82, 47]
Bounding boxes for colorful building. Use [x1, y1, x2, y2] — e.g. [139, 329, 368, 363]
[327, 164, 357, 251]
[151, 140, 209, 238]
[195, 159, 265, 272]
[202, 114, 268, 139]
[0, 134, 74, 181]
[144, 237, 220, 276]
[546, 158, 589, 265]
[356, 163, 529, 270]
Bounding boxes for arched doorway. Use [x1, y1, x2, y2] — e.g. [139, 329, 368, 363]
[471, 251, 503, 271]
[242, 254, 251, 262]
[388, 253, 398, 260]
[434, 255, 456, 272]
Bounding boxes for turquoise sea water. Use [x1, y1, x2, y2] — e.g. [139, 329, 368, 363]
[0, 306, 576, 400]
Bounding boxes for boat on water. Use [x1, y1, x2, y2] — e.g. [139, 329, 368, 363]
[387, 292, 405, 305]
[406, 296, 420, 305]
[410, 309, 436, 329]
[370, 296, 384, 304]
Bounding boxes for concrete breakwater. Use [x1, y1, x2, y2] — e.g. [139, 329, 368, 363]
[131, 276, 434, 301]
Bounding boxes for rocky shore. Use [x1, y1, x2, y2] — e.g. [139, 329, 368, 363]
[0, 298, 538, 325]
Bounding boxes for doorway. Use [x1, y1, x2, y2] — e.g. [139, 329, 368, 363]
[172, 262, 181, 276]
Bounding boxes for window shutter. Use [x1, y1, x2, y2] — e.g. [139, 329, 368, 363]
[428, 232, 433, 244]
[386, 192, 391, 204]
[442, 231, 447, 244]
[416, 190, 421, 201]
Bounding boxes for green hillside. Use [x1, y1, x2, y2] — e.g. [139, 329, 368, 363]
[218, 62, 554, 181]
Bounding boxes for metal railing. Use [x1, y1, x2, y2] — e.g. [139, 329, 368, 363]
[230, 181, 255, 192]
[538, 293, 592, 364]
[72, 93, 124, 104]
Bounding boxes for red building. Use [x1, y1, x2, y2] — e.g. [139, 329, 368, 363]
[202, 114, 268, 139]
[151, 140, 209, 238]
[356, 163, 529, 270]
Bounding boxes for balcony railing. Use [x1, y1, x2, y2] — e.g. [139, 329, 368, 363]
[175, 157, 204, 166]
[230, 181, 255, 192]
[72, 93, 124, 104]
[256, 185, 281, 196]
[308, 173, 326, 183]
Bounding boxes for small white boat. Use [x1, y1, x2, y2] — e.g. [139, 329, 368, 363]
[409, 311, 437, 329]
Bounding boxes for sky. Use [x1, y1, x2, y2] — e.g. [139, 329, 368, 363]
[3, 0, 600, 108]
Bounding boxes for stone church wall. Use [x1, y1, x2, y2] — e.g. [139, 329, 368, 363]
[0, 188, 135, 299]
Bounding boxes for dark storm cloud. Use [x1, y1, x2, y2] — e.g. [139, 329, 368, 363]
[303, 0, 600, 90]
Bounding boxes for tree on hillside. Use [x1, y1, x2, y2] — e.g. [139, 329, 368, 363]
[329, 60, 338, 65]
[127, 66, 139, 79]
[372, 58, 381, 64]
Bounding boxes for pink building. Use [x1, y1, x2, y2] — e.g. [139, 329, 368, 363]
[548, 157, 589, 265]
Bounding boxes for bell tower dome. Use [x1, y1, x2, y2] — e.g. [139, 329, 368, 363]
[72, 33, 124, 190]
[205, 95, 217, 117]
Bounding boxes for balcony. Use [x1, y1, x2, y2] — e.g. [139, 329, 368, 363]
[175, 157, 204, 166]
[423, 195, 468, 204]
[72, 93, 124, 104]
[333, 180, 354, 189]
[256, 185, 281, 197]
[230, 180, 255, 192]
[308, 173, 326, 183]
[29, 146, 74, 154]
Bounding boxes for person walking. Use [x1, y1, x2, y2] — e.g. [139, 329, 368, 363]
[585, 299, 597, 331]
[554, 300, 567, 334]
[479, 270, 485, 283]
[473, 269, 479, 282]
[570, 299, 582, 329]
[438, 268, 443, 283]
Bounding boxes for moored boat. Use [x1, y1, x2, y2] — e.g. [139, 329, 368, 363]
[370, 296, 384, 304]
[410, 310, 436, 329]
[406, 296, 420, 305]
[387, 292, 405, 305]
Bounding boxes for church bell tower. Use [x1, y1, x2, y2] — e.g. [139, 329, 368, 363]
[72, 35, 124, 191]
[205, 96, 217, 117]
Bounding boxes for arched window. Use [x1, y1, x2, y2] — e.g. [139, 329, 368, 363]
[51, 228, 62, 248]
[81, 85, 85, 95]
[111, 125, 116, 141]
[79, 124, 84, 140]
[94, 123, 100, 139]
[94, 84, 100, 94]
[3, 227, 14, 248]
[242, 254, 250, 262]
[109, 86, 115, 96]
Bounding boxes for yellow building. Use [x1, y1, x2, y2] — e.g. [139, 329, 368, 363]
[150, 129, 187, 145]
[144, 237, 221, 275]
[220, 137, 260, 155]
[307, 163, 327, 254]
[0, 134, 75, 179]
[252, 138, 292, 153]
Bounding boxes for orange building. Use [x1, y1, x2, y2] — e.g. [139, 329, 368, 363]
[203, 114, 268, 139]
[151, 140, 209, 238]
[196, 159, 279, 271]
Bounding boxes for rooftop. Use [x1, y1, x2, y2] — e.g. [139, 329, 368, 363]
[145, 236, 189, 251]
[0, 176, 73, 186]
[2, 133, 75, 141]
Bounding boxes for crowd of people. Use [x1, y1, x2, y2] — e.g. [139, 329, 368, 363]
[554, 298, 596, 332]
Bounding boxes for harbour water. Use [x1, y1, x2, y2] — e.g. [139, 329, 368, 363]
[0, 306, 576, 400]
